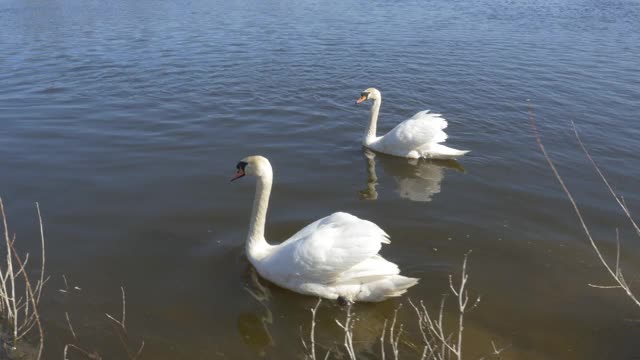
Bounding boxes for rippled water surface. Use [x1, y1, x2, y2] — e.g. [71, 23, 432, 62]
[2, 0, 640, 358]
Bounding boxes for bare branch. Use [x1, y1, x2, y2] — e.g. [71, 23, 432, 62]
[35, 202, 46, 303]
[308, 298, 322, 360]
[380, 318, 387, 360]
[335, 304, 356, 360]
[571, 121, 640, 237]
[389, 305, 403, 360]
[66, 312, 77, 340]
[530, 105, 640, 308]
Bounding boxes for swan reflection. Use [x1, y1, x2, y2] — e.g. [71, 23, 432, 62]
[360, 149, 464, 202]
[238, 267, 406, 357]
[237, 268, 274, 355]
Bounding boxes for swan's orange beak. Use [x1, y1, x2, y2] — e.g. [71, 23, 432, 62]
[355, 95, 367, 104]
[231, 169, 245, 182]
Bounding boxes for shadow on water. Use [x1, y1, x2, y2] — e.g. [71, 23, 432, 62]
[360, 149, 465, 202]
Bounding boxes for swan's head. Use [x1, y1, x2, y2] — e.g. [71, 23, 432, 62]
[356, 88, 381, 104]
[231, 155, 273, 181]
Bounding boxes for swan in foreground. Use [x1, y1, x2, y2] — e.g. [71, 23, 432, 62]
[356, 88, 469, 159]
[231, 155, 418, 303]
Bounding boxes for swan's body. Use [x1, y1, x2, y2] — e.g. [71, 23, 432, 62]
[356, 88, 469, 159]
[232, 156, 418, 302]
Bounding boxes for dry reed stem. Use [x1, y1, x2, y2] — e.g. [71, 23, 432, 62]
[65, 286, 144, 359]
[35, 203, 45, 303]
[335, 304, 356, 360]
[323, 349, 331, 360]
[301, 255, 480, 360]
[529, 104, 640, 309]
[106, 286, 127, 331]
[303, 298, 322, 360]
[388, 305, 403, 360]
[63, 343, 102, 360]
[9, 239, 44, 350]
[65, 312, 77, 341]
[0, 198, 18, 340]
[0, 198, 45, 359]
[571, 121, 640, 238]
[105, 287, 145, 359]
[407, 252, 479, 360]
[380, 318, 387, 360]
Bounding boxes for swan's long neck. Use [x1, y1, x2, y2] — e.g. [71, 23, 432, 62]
[364, 96, 381, 146]
[247, 171, 273, 262]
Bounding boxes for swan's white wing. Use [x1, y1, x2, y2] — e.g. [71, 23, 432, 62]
[269, 212, 390, 284]
[377, 111, 448, 154]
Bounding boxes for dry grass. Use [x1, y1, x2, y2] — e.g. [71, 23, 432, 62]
[0, 197, 45, 359]
[62, 286, 145, 360]
[408, 252, 480, 360]
[302, 253, 494, 360]
[0, 197, 144, 359]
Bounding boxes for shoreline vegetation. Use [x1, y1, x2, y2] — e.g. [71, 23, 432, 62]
[299, 253, 509, 360]
[0, 199, 44, 359]
[0, 200, 143, 360]
[0, 112, 638, 358]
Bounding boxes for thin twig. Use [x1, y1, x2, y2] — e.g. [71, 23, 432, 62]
[106, 286, 127, 331]
[530, 104, 640, 308]
[0, 198, 18, 341]
[335, 304, 356, 360]
[309, 298, 322, 360]
[66, 312, 77, 340]
[380, 318, 387, 360]
[133, 340, 145, 359]
[8, 237, 44, 358]
[322, 348, 331, 360]
[571, 121, 640, 238]
[389, 305, 402, 360]
[64, 343, 102, 360]
[35, 202, 46, 303]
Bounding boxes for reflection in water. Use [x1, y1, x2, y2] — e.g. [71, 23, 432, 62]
[360, 149, 464, 202]
[237, 267, 404, 358]
[237, 268, 274, 356]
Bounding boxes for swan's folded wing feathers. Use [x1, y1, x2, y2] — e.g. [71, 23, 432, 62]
[287, 212, 390, 283]
[335, 255, 401, 282]
[409, 110, 448, 129]
[381, 111, 449, 152]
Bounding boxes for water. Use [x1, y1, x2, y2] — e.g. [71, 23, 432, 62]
[1, 0, 640, 358]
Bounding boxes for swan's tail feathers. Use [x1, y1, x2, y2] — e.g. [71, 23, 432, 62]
[424, 144, 469, 159]
[336, 255, 400, 282]
[356, 275, 419, 302]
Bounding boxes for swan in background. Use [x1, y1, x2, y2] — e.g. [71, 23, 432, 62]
[231, 155, 418, 303]
[360, 149, 464, 202]
[356, 88, 469, 159]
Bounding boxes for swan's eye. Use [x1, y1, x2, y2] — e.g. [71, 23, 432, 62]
[360, 92, 370, 99]
[236, 161, 248, 171]
[231, 161, 249, 181]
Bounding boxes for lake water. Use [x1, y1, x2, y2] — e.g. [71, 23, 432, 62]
[2, 0, 640, 358]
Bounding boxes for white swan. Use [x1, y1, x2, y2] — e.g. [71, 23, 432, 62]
[231, 155, 418, 303]
[356, 88, 469, 159]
